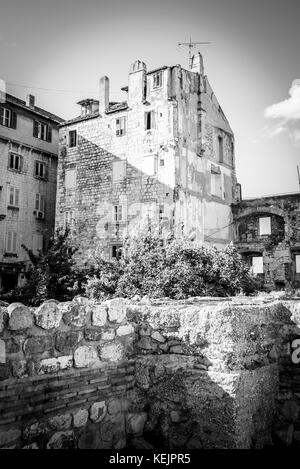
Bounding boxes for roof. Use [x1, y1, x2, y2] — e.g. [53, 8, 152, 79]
[60, 101, 128, 127]
[3, 93, 63, 124]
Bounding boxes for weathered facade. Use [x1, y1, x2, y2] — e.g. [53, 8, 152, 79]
[56, 55, 240, 261]
[232, 193, 300, 290]
[0, 92, 62, 291]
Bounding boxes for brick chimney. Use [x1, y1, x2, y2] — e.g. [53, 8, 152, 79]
[26, 94, 35, 108]
[128, 60, 147, 106]
[99, 76, 109, 114]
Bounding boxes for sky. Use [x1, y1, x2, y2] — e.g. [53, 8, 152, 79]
[0, 0, 299, 198]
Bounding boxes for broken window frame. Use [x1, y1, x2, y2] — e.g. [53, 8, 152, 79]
[7, 186, 20, 208]
[251, 255, 264, 274]
[258, 216, 271, 236]
[111, 244, 122, 260]
[295, 254, 300, 274]
[34, 160, 47, 179]
[218, 136, 224, 163]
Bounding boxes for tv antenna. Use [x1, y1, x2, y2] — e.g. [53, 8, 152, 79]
[178, 38, 211, 69]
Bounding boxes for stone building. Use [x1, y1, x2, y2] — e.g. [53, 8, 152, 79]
[0, 91, 62, 291]
[56, 55, 240, 261]
[232, 193, 300, 290]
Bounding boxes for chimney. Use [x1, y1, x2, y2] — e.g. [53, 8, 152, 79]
[0, 79, 6, 104]
[128, 60, 147, 106]
[190, 53, 204, 75]
[99, 76, 109, 114]
[26, 94, 35, 108]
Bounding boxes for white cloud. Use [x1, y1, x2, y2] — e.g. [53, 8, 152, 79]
[264, 80, 300, 145]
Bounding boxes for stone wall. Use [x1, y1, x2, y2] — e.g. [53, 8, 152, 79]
[0, 295, 297, 449]
[232, 193, 300, 290]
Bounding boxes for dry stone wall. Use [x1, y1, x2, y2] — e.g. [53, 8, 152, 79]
[0, 294, 298, 449]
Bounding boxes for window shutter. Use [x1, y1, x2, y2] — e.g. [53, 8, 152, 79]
[13, 232, 17, 253]
[15, 188, 19, 207]
[0, 106, 3, 123]
[151, 110, 155, 128]
[33, 120, 39, 137]
[47, 126, 52, 143]
[35, 194, 40, 210]
[7, 232, 12, 252]
[10, 111, 17, 129]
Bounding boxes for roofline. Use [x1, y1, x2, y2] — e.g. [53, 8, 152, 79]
[3, 93, 64, 124]
[241, 191, 300, 201]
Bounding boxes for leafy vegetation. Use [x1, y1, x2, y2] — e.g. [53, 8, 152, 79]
[0, 229, 258, 306]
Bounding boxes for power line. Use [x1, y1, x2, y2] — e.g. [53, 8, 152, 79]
[6, 81, 121, 95]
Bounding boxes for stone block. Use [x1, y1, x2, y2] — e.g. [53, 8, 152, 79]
[48, 413, 72, 430]
[106, 298, 128, 323]
[92, 304, 107, 326]
[5, 337, 21, 354]
[63, 303, 88, 327]
[136, 337, 154, 350]
[102, 329, 116, 341]
[74, 345, 100, 368]
[0, 308, 8, 332]
[46, 431, 75, 449]
[90, 401, 107, 423]
[116, 324, 134, 336]
[126, 412, 147, 436]
[7, 303, 33, 330]
[0, 339, 5, 364]
[55, 331, 82, 353]
[38, 355, 73, 374]
[23, 422, 46, 440]
[73, 408, 89, 427]
[84, 329, 102, 341]
[99, 341, 125, 362]
[34, 301, 62, 329]
[151, 330, 166, 343]
[0, 428, 21, 447]
[23, 335, 53, 355]
[12, 360, 27, 378]
[107, 399, 122, 415]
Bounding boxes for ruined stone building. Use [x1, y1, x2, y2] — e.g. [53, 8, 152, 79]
[232, 193, 300, 290]
[56, 54, 240, 261]
[0, 92, 62, 291]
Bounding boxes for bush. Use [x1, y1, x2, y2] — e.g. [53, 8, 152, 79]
[0, 229, 81, 306]
[84, 232, 258, 300]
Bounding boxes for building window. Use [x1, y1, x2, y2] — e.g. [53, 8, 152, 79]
[112, 160, 126, 183]
[251, 255, 264, 274]
[5, 231, 17, 254]
[7, 186, 19, 207]
[0, 107, 17, 128]
[152, 71, 162, 89]
[145, 111, 155, 130]
[35, 193, 45, 213]
[32, 234, 44, 255]
[64, 211, 75, 229]
[113, 205, 123, 222]
[33, 120, 52, 142]
[259, 217, 271, 235]
[69, 130, 77, 147]
[218, 136, 223, 163]
[211, 172, 223, 198]
[9, 153, 22, 172]
[65, 169, 76, 189]
[295, 255, 300, 274]
[143, 154, 157, 176]
[111, 245, 122, 260]
[116, 117, 126, 136]
[34, 161, 47, 179]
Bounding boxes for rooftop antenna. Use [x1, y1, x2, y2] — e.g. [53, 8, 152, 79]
[178, 38, 211, 69]
[297, 165, 300, 189]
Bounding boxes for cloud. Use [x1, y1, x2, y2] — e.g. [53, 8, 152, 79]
[264, 80, 300, 145]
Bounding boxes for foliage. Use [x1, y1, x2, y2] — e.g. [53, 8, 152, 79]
[0, 229, 80, 306]
[85, 230, 258, 300]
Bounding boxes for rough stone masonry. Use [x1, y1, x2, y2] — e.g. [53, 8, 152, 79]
[0, 295, 299, 449]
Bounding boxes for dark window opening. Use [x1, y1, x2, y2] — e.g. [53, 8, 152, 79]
[69, 130, 77, 147]
[112, 245, 122, 260]
[218, 136, 223, 163]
